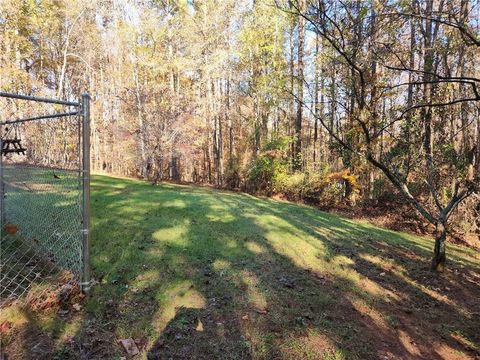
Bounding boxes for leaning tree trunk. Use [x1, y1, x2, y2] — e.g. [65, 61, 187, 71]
[431, 221, 447, 272]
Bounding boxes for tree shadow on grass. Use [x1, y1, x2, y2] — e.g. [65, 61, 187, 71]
[7, 175, 478, 360]
[219, 195, 480, 359]
[99, 177, 479, 359]
[141, 182, 479, 359]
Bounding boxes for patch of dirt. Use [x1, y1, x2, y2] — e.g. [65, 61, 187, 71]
[2, 314, 121, 360]
[3, 322, 54, 360]
[22, 271, 84, 312]
[1, 278, 90, 360]
[52, 318, 122, 360]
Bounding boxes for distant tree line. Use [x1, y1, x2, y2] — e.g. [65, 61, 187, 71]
[1, 0, 478, 270]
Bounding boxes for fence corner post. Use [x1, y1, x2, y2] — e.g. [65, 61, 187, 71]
[81, 93, 91, 293]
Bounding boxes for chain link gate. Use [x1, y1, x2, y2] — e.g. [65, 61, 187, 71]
[0, 92, 90, 305]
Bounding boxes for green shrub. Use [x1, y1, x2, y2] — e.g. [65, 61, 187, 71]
[275, 172, 306, 200]
[225, 156, 241, 189]
[302, 172, 329, 203]
[246, 137, 291, 194]
[298, 170, 360, 206]
[246, 137, 360, 206]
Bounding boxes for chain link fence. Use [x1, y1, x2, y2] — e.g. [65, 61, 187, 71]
[0, 92, 90, 305]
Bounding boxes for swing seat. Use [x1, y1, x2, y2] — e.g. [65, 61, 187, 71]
[1, 139, 26, 155]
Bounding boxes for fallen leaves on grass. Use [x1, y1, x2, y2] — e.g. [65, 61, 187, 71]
[26, 271, 81, 311]
[254, 308, 268, 315]
[0, 321, 12, 334]
[196, 319, 204, 332]
[119, 338, 140, 356]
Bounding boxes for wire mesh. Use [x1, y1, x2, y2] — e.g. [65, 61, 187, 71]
[0, 94, 86, 305]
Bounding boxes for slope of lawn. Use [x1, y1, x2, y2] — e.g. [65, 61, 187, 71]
[2, 174, 479, 359]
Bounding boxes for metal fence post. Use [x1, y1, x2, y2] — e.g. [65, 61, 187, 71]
[0, 128, 4, 235]
[81, 93, 91, 293]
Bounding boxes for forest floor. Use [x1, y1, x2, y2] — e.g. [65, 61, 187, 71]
[316, 201, 480, 250]
[1, 174, 479, 359]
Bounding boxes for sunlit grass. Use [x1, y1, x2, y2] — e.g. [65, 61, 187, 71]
[3, 174, 479, 359]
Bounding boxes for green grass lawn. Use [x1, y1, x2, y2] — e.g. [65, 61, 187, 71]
[2, 174, 479, 359]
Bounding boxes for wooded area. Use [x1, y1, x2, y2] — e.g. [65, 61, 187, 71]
[1, 0, 479, 270]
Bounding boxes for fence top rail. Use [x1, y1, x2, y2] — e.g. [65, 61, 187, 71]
[0, 111, 80, 126]
[0, 92, 80, 107]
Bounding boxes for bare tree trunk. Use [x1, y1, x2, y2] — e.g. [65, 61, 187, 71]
[133, 64, 147, 178]
[403, 10, 416, 180]
[422, 0, 447, 271]
[288, 12, 295, 166]
[459, 0, 470, 155]
[57, 9, 85, 98]
[432, 221, 447, 271]
[218, 79, 224, 185]
[313, 31, 319, 166]
[293, 0, 305, 171]
[226, 78, 233, 161]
